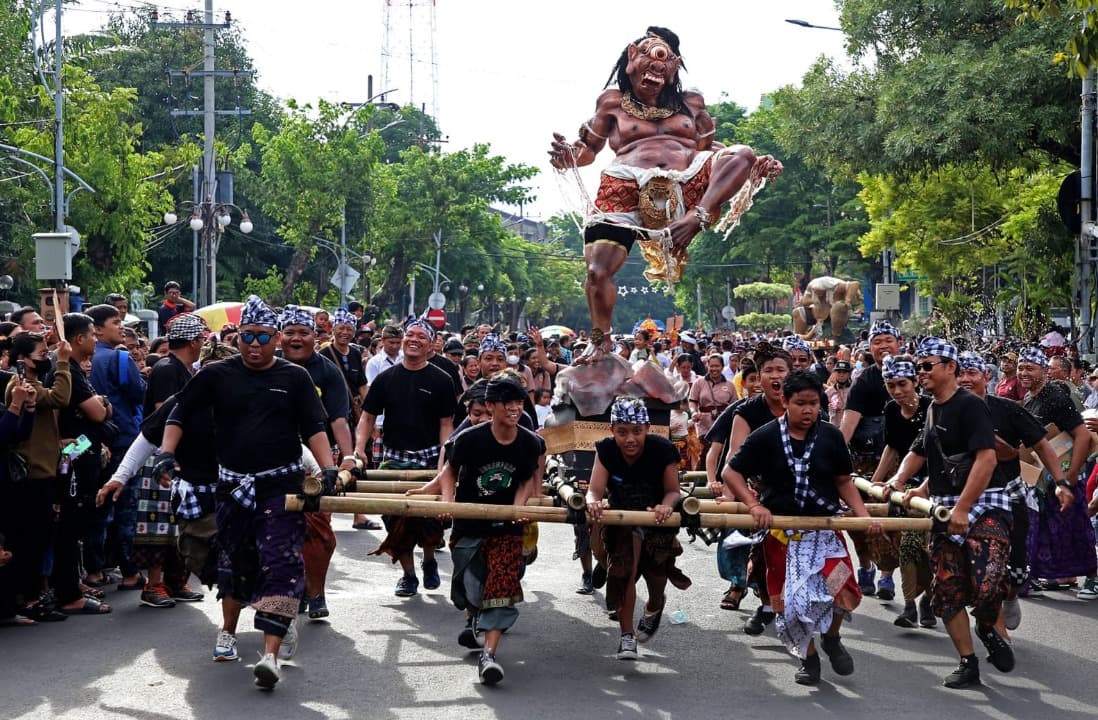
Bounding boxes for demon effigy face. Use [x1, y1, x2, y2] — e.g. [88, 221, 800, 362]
[625, 35, 681, 102]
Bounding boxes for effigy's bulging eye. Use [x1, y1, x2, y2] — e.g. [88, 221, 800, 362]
[649, 45, 669, 61]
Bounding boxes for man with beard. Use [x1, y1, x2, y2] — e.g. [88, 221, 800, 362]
[355, 320, 456, 597]
[839, 321, 902, 600]
[277, 306, 357, 622]
[549, 26, 781, 358]
[1016, 348, 1097, 599]
[158, 296, 335, 689]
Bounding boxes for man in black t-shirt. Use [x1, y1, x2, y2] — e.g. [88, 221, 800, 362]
[438, 376, 545, 686]
[956, 352, 1073, 634]
[887, 338, 1012, 689]
[586, 397, 686, 662]
[160, 295, 334, 690]
[323, 309, 368, 421]
[1016, 347, 1097, 600]
[143, 313, 205, 416]
[839, 321, 902, 599]
[356, 319, 456, 598]
[724, 371, 877, 686]
[278, 305, 357, 621]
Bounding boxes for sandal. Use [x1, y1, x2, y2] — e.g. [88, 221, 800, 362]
[720, 585, 745, 611]
[80, 584, 106, 600]
[60, 597, 112, 615]
[116, 574, 147, 591]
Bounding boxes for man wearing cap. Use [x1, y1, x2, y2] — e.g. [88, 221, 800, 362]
[887, 338, 1013, 689]
[277, 306, 358, 621]
[355, 319, 456, 597]
[439, 375, 546, 685]
[994, 352, 1024, 402]
[1017, 347, 1098, 600]
[677, 331, 706, 377]
[586, 396, 689, 661]
[839, 320, 902, 599]
[158, 295, 336, 689]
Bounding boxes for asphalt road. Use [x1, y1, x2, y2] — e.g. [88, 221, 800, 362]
[4, 517, 1098, 720]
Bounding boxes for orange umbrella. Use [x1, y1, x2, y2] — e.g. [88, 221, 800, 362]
[194, 302, 244, 332]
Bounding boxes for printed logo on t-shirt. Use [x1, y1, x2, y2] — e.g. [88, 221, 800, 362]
[477, 461, 516, 496]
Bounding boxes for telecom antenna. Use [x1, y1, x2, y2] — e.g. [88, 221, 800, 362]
[380, 0, 440, 123]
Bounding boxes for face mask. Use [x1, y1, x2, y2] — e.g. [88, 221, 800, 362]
[855, 361, 864, 371]
[33, 359, 52, 376]
[507, 354, 520, 365]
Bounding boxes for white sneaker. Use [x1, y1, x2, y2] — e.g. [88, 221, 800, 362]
[1078, 577, 1098, 600]
[278, 618, 298, 661]
[212, 630, 238, 662]
[254, 652, 280, 688]
[616, 633, 639, 660]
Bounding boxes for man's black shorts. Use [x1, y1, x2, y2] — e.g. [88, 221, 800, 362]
[584, 223, 636, 253]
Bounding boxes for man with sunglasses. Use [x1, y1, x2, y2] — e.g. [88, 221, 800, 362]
[158, 295, 335, 689]
[888, 338, 1012, 689]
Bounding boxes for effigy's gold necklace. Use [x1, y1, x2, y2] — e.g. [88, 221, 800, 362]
[621, 93, 674, 120]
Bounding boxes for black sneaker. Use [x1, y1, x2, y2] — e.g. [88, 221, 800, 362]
[794, 653, 821, 685]
[458, 617, 484, 649]
[894, 601, 918, 629]
[821, 635, 854, 676]
[169, 584, 205, 602]
[918, 595, 937, 628]
[743, 606, 775, 636]
[576, 571, 594, 595]
[943, 656, 981, 689]
[636, 604, 663, 643]
[394, 573, 419, 597]
[976, 624, 1015, 672]
[478, 652, 504, 685]
[422, 559, 441, 590]
[591, 564, 607, 589]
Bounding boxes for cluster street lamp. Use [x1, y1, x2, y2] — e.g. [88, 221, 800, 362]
[164, 196, 252, 306]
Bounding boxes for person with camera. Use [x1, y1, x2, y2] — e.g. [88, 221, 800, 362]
[2, 334, 71, 618]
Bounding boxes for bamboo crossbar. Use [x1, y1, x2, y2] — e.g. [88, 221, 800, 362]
[853, 476, 951, 522]
[285, 496, 932, 531]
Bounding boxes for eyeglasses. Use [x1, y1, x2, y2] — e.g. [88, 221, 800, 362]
[240, 331, 274, 346]
[916, 359, 949, 372]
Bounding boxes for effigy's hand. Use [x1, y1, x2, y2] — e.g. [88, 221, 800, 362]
[549, 133, 577, 170]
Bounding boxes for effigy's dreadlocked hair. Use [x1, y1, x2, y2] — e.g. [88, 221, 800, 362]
[605, 26, 689, 115]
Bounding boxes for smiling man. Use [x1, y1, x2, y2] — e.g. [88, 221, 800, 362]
[355, 319, 457, 597]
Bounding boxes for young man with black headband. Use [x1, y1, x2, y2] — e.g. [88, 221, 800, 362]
[437, 375, 545, 685]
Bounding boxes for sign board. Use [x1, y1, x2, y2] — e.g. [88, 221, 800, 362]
[330, 263, 360, 296]
[426, 307, 446, 329]
[875, 283, 901, 311]
[894, 270, 923, 282]
[721, 305, 737, 320]
[427, 291, 447, 310]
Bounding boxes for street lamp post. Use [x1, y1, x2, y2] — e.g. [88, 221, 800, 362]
[164, 196, 252, 306]
[784, 18, 843, 31]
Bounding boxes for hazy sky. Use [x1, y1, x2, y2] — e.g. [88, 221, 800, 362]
[64, 1, 848, 218]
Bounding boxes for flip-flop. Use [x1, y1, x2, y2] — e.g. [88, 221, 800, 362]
[352, 520, 382, 530]
[80, 584, 106, 600]
[61, 597, 112, 615]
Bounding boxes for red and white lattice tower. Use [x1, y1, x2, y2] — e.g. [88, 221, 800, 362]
[380, 0, 440, 123]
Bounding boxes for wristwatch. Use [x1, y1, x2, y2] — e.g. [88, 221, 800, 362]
[1055, 478, 1073, 490]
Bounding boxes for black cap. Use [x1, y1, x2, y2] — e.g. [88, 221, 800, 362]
[443, 339, 464, 354]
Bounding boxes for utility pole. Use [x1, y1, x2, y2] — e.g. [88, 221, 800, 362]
[1079, 68, 1095, 357]
[52, 0, 64, 234]
[153, 4, 252, 306]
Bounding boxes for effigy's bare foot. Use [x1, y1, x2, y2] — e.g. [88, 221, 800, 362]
[573, 329, 612, 366]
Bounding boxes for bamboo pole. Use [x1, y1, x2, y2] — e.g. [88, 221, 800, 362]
[351, 480, 429, 493]
[555, 483, 587, 511]
[694, 499, 898, 517]
[358, 469, 438, 481]
[285, 496, 932, 531]
[345, 492, 558, 507]
[853, 476, 951, 522]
